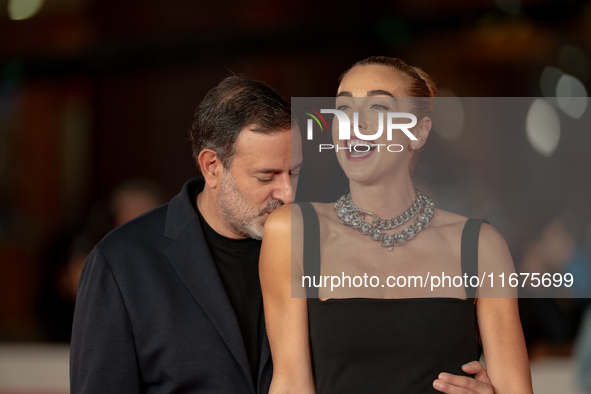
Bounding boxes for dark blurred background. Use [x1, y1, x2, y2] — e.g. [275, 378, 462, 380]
[1, 0, 591, 389]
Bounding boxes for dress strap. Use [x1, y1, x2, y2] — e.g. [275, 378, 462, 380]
[460, 218, 489, 299]
[294, 202, 321, 298]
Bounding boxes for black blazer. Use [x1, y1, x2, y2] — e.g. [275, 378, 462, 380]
[71, 177, 272, 394]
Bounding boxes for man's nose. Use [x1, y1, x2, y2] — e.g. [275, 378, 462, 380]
[272, 173, 292, 204]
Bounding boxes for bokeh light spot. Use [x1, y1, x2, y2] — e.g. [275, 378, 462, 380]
[540, 66, 564, 98]
[556, 74, 588, 119]
[526, 98, 561, 157]
[7, 0, 44, 20]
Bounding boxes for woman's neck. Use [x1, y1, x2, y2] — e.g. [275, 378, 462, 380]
[348, 171, 416, 219]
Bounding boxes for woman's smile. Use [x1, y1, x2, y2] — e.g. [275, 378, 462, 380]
[344, 136, 378, 161]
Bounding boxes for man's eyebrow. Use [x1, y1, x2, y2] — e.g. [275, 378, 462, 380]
[337, 91, 352, 97]
[254, 161, 303, 174]
[255, 168, 281, 174]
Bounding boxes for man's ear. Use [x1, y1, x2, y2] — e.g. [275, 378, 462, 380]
[198, 149, 223, 189]
[415, 117, 432, 149]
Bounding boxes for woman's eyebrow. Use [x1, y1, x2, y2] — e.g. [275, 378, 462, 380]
[336, 90, 397, 100]
[367, 89, 395, 98]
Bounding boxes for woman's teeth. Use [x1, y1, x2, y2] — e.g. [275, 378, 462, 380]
[347, 139, 376, 158]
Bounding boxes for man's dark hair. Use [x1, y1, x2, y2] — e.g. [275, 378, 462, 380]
[190, 75, 292, 172]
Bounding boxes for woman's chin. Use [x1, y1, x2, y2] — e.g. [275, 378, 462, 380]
[341, 169, 379, 185]
[340, 160, 410, 185]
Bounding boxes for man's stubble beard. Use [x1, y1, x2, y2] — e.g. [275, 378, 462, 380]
[217, 170, 284, 240]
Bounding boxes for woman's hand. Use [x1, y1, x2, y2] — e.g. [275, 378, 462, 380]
[433, 361, 494, 393]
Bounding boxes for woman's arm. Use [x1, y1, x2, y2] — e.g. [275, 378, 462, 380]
[260, 204, 315, 394]
[476, 224, 533, 394]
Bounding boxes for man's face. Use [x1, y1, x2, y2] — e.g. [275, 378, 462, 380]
[217, 126, 303, 240]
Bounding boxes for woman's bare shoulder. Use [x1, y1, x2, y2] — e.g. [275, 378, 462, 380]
[429, 208, 505, 243]
[266, 203, 304, 224]
[309, 202, 339, 223]
[262, 204, 306, 276]
[264, 201, 338, 239]
[477, 222, 513, 265]
[431, 208, 504, 241]
[431, 209, 514, 270]
[263, 204, 304, 239]
[429, 208, 469, 231]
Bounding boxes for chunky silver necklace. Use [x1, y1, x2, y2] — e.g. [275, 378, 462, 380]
[334, 189, 435, 251]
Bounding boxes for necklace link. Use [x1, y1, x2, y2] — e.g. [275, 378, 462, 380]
[334, 189, 435, 251]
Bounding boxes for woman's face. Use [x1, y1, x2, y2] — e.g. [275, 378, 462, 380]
[334, 64, 421, 184]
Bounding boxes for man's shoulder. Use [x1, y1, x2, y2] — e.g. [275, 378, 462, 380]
[96, 202, 171, 257]
[88, 177, 207, 276]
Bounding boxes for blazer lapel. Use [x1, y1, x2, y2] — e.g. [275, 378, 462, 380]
[162, 178, 254, 389]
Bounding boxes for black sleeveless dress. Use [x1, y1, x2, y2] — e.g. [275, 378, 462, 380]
[297, 202, 485, 394]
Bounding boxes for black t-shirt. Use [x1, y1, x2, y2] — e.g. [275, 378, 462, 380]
[192, 192, 264, 388]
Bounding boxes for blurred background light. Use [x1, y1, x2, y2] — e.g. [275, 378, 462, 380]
[557, 45, 590, 83]
[556, 74, 588, 119]
[526, 98, 561, 157]
[431, 89, 464, 141]
[0, 138, 6, 177]
[7, 0, 45, 20]
[0, 62, 22, 121]
[540, 66, 564, 98]
[495, 0, 521, 14]
[584, 222, 591, 252]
